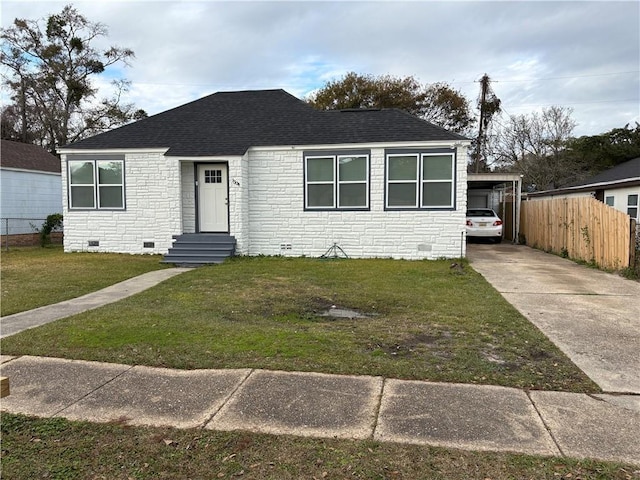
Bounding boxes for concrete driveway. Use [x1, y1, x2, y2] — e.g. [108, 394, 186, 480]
[467, 242, 640, 394]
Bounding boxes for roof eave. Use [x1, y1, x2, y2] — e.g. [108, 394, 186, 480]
[528, 178, 640, 196]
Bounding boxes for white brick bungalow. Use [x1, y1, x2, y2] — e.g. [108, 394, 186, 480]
[58, 89, 471, 264]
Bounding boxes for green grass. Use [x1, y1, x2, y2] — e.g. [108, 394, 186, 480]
[2, 414, 637, 480]
[1, 255, 598, 392]
[0, 246, 169, 316]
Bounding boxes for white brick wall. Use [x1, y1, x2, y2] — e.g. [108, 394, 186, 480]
[240, 145, 468, 260]
[61, 144, 468, 260]
[181, 162, 196, 233]
[62, 152, 182, 254]
[228, 154, 250, 254]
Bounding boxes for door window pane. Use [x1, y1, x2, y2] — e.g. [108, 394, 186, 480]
[628, 194, 638, 206]
[205, 169, 222, 183]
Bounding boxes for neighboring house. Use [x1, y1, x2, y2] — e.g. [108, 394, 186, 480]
[526, 157, 640, 221]
[58, 89, 470, 263]
[0, 139, 62, 235]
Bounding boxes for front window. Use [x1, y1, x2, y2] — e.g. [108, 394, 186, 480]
[387, 155, 418, 207]
[68, 158, 125, 209]
[386, 151, 455, 209]
[305, 153, 369, 209]
[605, 196, 614, 207]
[69, 161, 96, 208]
[422, 154, 453, 207]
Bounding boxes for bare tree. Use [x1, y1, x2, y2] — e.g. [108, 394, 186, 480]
[491, 106, 577, 190]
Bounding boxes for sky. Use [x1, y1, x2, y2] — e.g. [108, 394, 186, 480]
[1, 0, 639, 138]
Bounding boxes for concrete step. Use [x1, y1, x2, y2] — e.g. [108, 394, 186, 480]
[163, 234, 236, 266]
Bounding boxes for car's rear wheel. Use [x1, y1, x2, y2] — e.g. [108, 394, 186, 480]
[494, 237, 502, 244]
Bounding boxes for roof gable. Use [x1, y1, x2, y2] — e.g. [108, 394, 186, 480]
[1, 140, 61, 173]
[62, 89, 468, 156]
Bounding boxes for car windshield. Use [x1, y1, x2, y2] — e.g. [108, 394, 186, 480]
[467, 209, 495, 217]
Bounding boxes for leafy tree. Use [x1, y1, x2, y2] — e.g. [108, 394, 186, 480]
[306, 72, 475, 134]
[1, 4, 146, 152]
[565, 123, 640, 174]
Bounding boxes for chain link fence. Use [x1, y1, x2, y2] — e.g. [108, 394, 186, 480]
[1, 218, 64, 250]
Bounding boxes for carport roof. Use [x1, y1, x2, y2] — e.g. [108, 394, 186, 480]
[467, 173, 523, 190]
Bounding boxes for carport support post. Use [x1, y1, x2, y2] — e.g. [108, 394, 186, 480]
[515, 177, 522, 244]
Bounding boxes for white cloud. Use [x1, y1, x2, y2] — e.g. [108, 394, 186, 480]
[2, 0, 638, 136]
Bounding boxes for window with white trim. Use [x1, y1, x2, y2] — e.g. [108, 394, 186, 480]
[605, 196, 614, 207]
[305, 154, 369, 209]
[628, 194, 638, 220]
[386, 151, 455, 209]
[69, 159, 125, 209]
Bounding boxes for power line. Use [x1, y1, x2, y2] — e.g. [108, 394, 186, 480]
[493, 70, 639, 83]
[126, 70, 639, 90]
[506, 98, 639, 108]
[447, 70, 639, 86]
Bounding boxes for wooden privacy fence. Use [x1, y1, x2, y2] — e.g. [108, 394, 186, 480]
[521, 196, 636, 270]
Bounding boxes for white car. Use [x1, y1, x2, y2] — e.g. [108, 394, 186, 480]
[466, 208, 503, 243]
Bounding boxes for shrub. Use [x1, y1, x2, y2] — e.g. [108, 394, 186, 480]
[39, 214, 63, 247]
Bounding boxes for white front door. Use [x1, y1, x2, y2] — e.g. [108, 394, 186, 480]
[198, 164, 228, 232]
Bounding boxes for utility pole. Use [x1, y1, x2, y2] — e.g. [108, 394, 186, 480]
[473, 73, 500, 173]
[475, 74, 489, 173]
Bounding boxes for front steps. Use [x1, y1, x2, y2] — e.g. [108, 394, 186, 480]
[162, 234, 236, 266]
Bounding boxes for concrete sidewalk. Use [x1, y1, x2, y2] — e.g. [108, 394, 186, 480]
[1, 355, 639, 466]
[0, 268, 190, 338]
[467, 243, 640, 395]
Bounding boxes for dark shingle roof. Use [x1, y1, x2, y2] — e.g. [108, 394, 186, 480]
[0, 140, 61, 173]
[62, 89, 468, 156]
[572, 157, 640, 186]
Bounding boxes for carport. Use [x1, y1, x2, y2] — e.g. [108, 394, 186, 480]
[467, 173, 523, 242]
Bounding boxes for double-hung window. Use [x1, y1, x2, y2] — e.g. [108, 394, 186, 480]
[628, 194, 638, 220]
[305, 152, 369, 209]
[386, 150, 455, 209]
[68, 155, 125, 209]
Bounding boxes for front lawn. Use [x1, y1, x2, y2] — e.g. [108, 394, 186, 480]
[0, 256, 598, 392]
[2, 414, 636, 480]
[0, 246, 168, 316]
